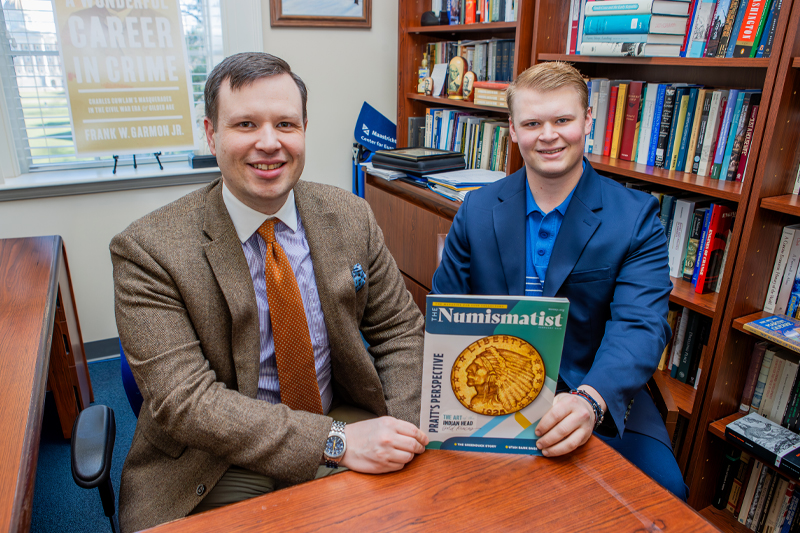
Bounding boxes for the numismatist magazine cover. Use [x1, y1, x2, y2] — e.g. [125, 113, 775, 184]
[420, 294, 569, 455]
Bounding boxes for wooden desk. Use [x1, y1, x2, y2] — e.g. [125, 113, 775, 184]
[144, 438, 717, 533]
[0, 236, 93, 532]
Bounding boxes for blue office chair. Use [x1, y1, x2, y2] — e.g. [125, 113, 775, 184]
[70, 341, 140, 533]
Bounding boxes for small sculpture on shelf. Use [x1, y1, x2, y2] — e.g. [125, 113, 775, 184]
[447, 56, 468, 100]
[417, 54, 430, 94]
[462, 71, 476, 102]
[420, 77, 433, 96]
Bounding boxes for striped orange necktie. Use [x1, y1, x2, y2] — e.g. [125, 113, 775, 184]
[257, 219, 323, 414]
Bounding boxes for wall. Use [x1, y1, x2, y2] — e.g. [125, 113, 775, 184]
[0, 1, 398, 347]
[260, 1, 398, 190]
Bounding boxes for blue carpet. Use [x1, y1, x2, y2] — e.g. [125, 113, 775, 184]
[31, 357, 136, 533]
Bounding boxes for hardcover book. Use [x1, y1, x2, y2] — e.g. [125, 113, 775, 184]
[744, 315, 800, 353]
[726, 412, 800, 478]
[419, 294, 568, 454]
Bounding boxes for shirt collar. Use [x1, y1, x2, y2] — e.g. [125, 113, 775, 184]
[222, 183, 298, 243]
[525, 163, 583, 218]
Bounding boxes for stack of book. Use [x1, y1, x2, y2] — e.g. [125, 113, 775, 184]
[567, 0, 782, 58]
[585, 78, 761, 182]
[425, 168, 507, 202]
[472, 81, 508, 108]
[764, 227, 800, 319]
[423, 108, 510, 172]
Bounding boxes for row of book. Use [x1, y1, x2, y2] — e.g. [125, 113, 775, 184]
[764, 226, 800, 318]
[434, 0, 518, 25]
[660, 305, 712, 386]
[738, 342, 800, 430]
[425, 39, 516, 85]
[423, 108, 511, 172]
[567, 0, 782, 58]
[713, 445, 800, 532]
[585, 78, 761, 182]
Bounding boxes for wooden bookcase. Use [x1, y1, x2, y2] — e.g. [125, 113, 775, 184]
[397, 1, 535, 174]
[389, 1, 799, 524]
[681, 1, 800, 528]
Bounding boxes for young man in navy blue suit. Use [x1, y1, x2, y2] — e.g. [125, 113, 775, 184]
[432, 62, 687, 499]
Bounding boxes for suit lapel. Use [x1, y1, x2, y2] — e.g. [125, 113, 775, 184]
[544, 164, 603, 297]
[201, 181, 261, 398]
[494, 169, 528, 295]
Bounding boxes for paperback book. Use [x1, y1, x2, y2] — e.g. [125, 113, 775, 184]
[743, 315, 800, 353]
[420, 294, 568, 454]
[727, 412, 800, 478]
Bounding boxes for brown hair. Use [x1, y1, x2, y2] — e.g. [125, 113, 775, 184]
[204, 52, 308, 128]
[506, 62, 588, 119]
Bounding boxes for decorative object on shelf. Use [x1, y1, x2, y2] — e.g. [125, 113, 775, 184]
[421, 10, 440, 26]
[421, 77, 434, 96]
[418, 54, 430, 94]
[462, 71, 476, 101]
[269, 0, 371, 28]
[448, 56, 468, 100]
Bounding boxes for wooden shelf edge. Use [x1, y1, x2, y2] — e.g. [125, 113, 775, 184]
[538, 53, 771, 68]
[699, 505, 752, 533]
[407, 22, 517, 34]
[670, 276, 718, 318]
[793, 57, 800, 69]
[709, 412, 746, 440]
[732, 311, 771, 333]
[587, 153, 743, 202]
[761, 194, 800, 216]
[406, 93, 510, 113]
[660, 369, 695, 418]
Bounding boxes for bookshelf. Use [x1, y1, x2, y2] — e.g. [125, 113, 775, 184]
[397, 1, 535, 174]
[676, 0, 800, 528]
[388, 1, 798, 525]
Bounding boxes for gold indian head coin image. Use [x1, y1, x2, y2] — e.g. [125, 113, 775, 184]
[451, 335, 545, 416]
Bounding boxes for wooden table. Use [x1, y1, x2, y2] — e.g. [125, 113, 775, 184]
[144, 438, 718, 533]
[0, 236, 93, 532]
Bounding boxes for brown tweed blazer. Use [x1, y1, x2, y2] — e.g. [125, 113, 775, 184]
[110, 178, 424, 533]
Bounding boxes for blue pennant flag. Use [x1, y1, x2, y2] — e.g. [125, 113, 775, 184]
[354, 102, 396, 152]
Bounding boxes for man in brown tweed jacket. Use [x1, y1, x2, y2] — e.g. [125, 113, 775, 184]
[110, 52, 427, 532]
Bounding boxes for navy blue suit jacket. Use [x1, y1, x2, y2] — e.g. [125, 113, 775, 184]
[432, 161, 673, 447]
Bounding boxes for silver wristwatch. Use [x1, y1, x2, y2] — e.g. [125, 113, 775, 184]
[323, 420, 347, 468]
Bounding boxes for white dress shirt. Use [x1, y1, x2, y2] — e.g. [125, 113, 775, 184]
[222, 183, 333, 414]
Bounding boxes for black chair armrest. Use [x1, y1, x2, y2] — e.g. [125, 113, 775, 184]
[71, 404, 117, 525]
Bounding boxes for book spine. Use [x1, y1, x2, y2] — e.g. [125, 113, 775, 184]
[734, 455, 755, 515]
[735, 0, 770, 57]
[684, 90, 708, 173]
[714, 446, 743, 509]
[706, 0, 735, 57]
[681, 0, 700, 57]
[687, 318, 710, 386]
[780, 490, 799, 533]
[781, 367, 800, 428]
[613, 84, 632, 158]
[712, 90, 741, 179]
[666, 91, 689, 170]
[635, 83, 655, 163]
[746, 463, 772, 528]
[697, 91, 725, 176]
[688, 0, 717, 57]
[724, 93, 754, 181]
[700, 205, 736, 293]
[603, 85, 620, 156]
[655, 87, 677, 168]
[584, 0, 654, 17]
[594, 80, 611, 153]
[578, 42, 648, 57]
[716, 0, 743, 57]
[762, 0, 783, 57]
[676, 311, 701, 382]
[692, 206, 714, 286]
[691, 91, 714, 174]
[736, 103, 759, 182]
[775, 232, 800, 315]
[619, 81, 644, 161]
[677, 89, 701, 171]
[739, 460, 764, 523]
[583, 14, 649, 35]
[647, 84, 667, 167]
[742, 342, 769, 412]
[684, 208, 707, 281]
[670, 307, 691, 377]
[669, 199, 696, 278]
[695, 204, 721, 291]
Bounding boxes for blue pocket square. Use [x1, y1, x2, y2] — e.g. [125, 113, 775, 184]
[352, 264, 366, 292]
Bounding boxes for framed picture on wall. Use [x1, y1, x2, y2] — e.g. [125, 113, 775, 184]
[270, 0, 372, 28]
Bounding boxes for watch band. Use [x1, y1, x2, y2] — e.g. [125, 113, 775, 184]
[324, 420, 347, 469]
[570, 389, 605, 429]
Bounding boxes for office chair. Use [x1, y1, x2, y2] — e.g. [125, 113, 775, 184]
[70, 342, 140, 533]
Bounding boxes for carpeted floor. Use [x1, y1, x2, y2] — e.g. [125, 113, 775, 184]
[31, 357, 136, 533]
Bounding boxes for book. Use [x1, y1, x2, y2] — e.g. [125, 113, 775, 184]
[697, 203, 735, 293]
[761, 0, 783, 58]
[665, 86, 690, 169]
[610, 82, 629, 158]
[705, 0, 735, 56]
[748, 466, 773, 528]
[581, 32, 685, 44]
[769, 352, 800, 424]
[419, 294, 569, 454]
[603, 85, 620, 156]
[619, 81, 644, 161]
[683, 88, 709, 173]
[583, 0, 693, 16]
[727, 413, 800, 480]
[586, 79, 602, 153]
[744, 315, 800, 353]
[567, 0, 582, 53]
[578, 42, 681, 57]
[729, 452, 753, 513]
[687, 0, 718, 57]
[711, 89, 741, 179]
[691, 205, 714, 286]
[670, 306, 691, 377]
[592, 79, 612, 154]
[583, 14, 689, 35]
[655, 86, 677, 167]
[669, 197, 708, 277]
[691, 89, 714, 174]
[687, 316, 711, 386]
[775, 231, 800, 315]
[646, 84, 668, 166]
[716, 0, 743, 57]
[675, 87, 701, 171]
[635, 83, 658, 163]
[742, 342, 770, 413]
[733, 0, 771, 57]
[697, 90, 728, 176]
[739, 459, 765, 523]
[726, 92, 760, 180]
[683, 207, 708, 281]
[735, 102, 759, 182]
[753, 347, 778, 413]
[714, 446, 743, 509]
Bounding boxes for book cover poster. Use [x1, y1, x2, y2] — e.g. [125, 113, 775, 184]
[420, 294, 568, 455]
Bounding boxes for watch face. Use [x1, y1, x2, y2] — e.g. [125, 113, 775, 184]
[325, 436, 345, 458]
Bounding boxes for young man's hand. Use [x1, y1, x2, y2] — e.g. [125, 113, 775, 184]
[535, 385, 606, 457]
[339, 417, 429, 473]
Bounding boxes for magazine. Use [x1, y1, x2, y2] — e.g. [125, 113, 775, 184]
[420, 294, 569, 455]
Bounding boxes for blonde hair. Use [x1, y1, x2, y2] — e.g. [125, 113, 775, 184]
[506, 62, 589, 119]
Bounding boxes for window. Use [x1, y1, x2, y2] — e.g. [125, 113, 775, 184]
[0, 0, 223, 173]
